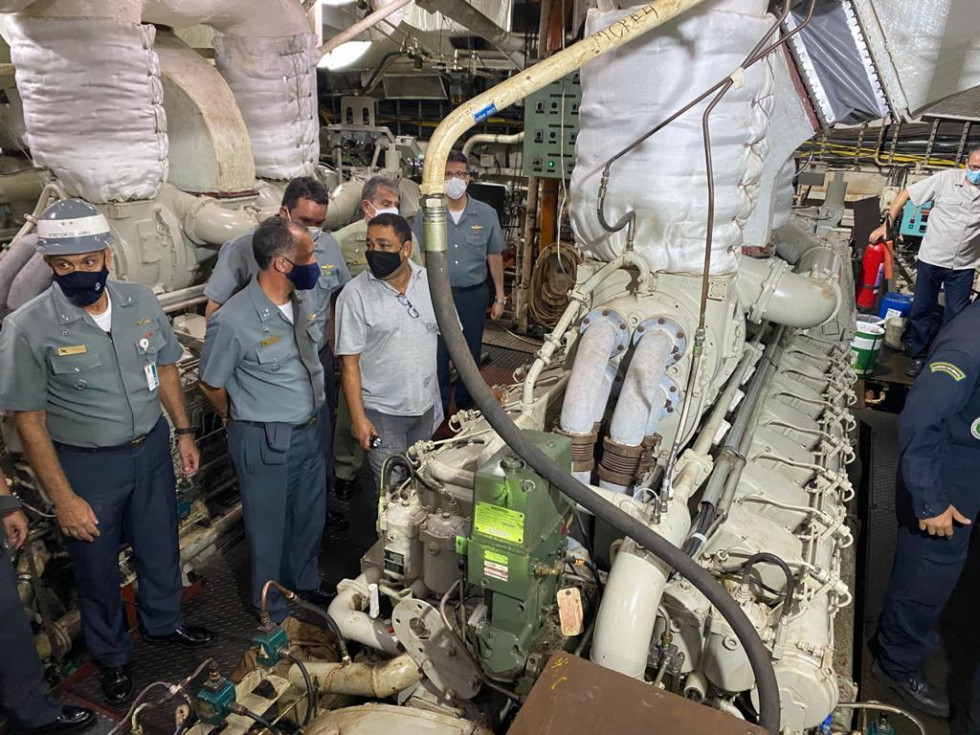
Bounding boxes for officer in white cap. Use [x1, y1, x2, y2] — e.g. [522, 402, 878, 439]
[0, 198, 214, 705]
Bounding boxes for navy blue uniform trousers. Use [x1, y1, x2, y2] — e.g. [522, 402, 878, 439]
[318, 342, 336, 484]
[227, 419, 325, 623]
[907, 261, 974, 359]
[878, 454, 979, 679]
[58, 417, 183, 667]
[437, 284, 488, 413]
[0, 553, 61, 728]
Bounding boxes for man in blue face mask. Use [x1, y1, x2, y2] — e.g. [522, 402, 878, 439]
[199, 218, 334, 621]
[0, 198, 214, 705]
[870, 148, 980, 377]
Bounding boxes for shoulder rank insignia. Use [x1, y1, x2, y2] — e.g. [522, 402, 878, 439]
[470, 224, 484, 230]
[929, 361, 966, 381]
[136, 318, 151, 326]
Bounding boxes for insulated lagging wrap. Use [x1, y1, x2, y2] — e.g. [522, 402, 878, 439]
[570, 0, 773, 274]
[214, 32, 319, 181]
[423, 249, 781, 734]
[8, 18, 168, 203]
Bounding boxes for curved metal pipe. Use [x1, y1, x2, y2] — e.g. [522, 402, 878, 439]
[462, 132, 525, 159]
[736, 256, 838, 328]
[560, 319, 621, 434]
[288, 655, 422, 698]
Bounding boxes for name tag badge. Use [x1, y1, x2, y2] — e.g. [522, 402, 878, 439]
[261, 334, 282, 348]
[57, 345, 87, 356]
[144, 362, 160, 392]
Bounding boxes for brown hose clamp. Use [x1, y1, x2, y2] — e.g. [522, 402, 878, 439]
[554, 422, 600, 472]
[597, 435, 645, 487]
[636, 432, 663, 478]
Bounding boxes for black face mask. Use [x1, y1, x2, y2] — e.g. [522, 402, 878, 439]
[365, 249, 403, 280]
[53, 265, 109, 306]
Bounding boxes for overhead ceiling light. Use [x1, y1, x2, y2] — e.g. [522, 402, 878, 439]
[317, 40, 372, 70]
[319, 0, 355, 5]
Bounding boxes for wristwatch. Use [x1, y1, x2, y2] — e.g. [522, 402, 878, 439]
[174, 427, 196, 436]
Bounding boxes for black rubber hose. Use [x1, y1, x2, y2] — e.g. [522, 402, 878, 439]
[286, 653, 316, 725]
[234, 706, 282, 735]
[740, 552, 796, 623]
[423, 248, 781, 733]
[287, 596, 350, 663]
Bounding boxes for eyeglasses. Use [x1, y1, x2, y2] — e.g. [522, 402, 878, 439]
[397, 293, 420, 319]
[444, 171, 471, 180]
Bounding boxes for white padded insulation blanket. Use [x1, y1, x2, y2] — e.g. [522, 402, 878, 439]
[570, 0, 774, 275]
[7, 18, 167, 203]
[214, 32, 319, 181]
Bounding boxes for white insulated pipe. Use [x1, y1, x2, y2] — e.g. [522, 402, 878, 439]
[462, 132, 525, 159]
[287, 655, 422, 698]
[600, 329, 674, 493]
[590, 493, 693, 677]
[560, 320, 620, 433]
[736, 255, 838, 328]
[328, 572, 401, 656]
[318, 0, 413, 59]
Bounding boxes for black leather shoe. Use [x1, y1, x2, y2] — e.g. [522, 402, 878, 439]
[334, 477, 356, 500]
[905, 359, 925, 378]
[101, 666, 133, 704]
[143, 624, 215, 649]
[17, 706, 97, 735]
[298, 583, 336, 607]
[326, 509, 349, 531]
[872, 659, 950, 718]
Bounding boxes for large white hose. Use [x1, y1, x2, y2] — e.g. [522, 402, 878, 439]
[327, 573, 401, 656]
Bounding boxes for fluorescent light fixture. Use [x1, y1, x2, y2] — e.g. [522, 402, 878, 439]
[317, 40, 372, 70]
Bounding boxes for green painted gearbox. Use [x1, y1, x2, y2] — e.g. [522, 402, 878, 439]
[467, 430, 572, 682]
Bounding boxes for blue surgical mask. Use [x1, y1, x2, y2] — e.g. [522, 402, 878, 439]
[284, 259, 320, 290]
[967, 169, 980, 186]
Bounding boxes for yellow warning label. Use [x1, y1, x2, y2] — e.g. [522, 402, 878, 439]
[473, 502, 525, 545]
[484, 550, 508, 565]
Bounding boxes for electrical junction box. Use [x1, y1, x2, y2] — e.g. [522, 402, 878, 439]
[195, 677, 236, 726]
[900, 200, 931, 238]
[467, 431, 573, 683]
[523, 72, 581, 179]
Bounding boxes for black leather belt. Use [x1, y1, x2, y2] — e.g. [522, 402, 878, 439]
[53, 433, 149, 454]
[452, 283, 485, 294]
[233, 415, 318, 430]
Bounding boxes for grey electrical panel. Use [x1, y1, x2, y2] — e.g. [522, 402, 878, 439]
[523, 71, 581, 179]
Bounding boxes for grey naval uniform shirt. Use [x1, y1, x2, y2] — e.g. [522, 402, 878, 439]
[0, 281, 183, 447]
[412, 197, 504, 288]
[204, 227, 351, 342]
[907, 168, 980, 270]
[201, 278, 325, 424]
[334, 261, 438, 417]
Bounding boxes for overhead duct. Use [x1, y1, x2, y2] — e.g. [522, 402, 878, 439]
[569, 0, 774, 275]
[414, 0, 523, 53]
[3, 6, 168, 203]
[143, 0, 319, 181]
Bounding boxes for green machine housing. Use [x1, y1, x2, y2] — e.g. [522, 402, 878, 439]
[466, 431, 573, 684]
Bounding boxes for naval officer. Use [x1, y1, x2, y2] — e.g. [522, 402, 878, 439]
[0, 198, 214, 705]
[200, 217, 332, 622]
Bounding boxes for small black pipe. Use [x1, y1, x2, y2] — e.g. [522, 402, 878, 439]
[286, 653, 316, 725]
[740, 552, 796, 622]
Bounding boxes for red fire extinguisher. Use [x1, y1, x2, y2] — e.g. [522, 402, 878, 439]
[856, 239, 894, 310]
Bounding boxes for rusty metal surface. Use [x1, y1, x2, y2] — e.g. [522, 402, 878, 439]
[508, 653, 766, 735]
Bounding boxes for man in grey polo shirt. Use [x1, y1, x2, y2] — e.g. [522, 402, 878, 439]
[200, 217, 332, 622]
[204, 176, 350, 527]
[0, 198, 213, 704]
[336, 213, 438, 487]
[413, 151, 505, 414]
[871, 148, 980, 377]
